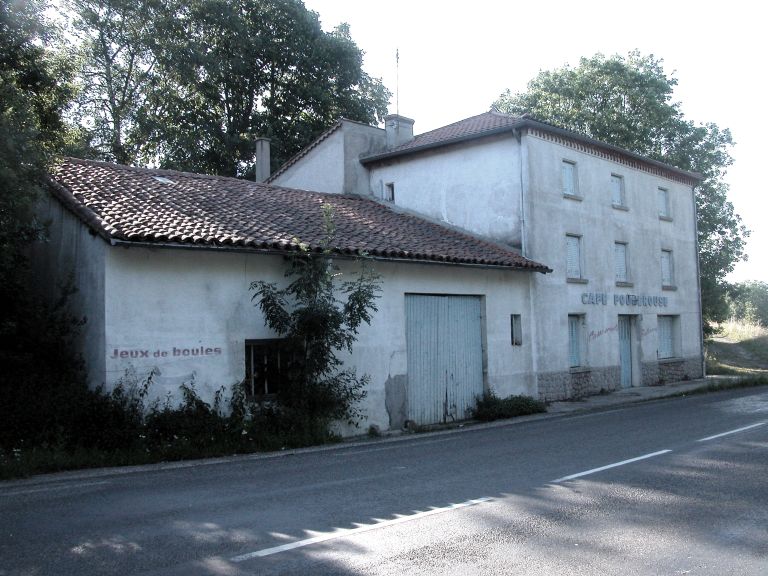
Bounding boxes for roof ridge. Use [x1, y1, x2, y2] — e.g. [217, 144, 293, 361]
[61, 157, 250, 184]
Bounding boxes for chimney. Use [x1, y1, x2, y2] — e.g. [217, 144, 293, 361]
[384, 114, 415, 149]
[254, 137, 271, 182]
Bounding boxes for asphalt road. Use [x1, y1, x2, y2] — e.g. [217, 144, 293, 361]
[1, 387, 767, 575]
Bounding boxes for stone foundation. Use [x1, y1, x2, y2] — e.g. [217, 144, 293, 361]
[538, 356, 703, 402]
[537, 366, 620, 402]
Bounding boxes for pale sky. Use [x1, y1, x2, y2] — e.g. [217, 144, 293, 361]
[305, 0, 766, 284]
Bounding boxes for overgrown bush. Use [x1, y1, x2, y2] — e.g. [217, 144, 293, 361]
[251, 204, 381, 436]
[471, 392, 547, 422]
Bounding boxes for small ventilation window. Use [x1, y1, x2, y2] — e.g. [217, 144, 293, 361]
[152, 176, 175, 185]
[384, 182, 395, 202]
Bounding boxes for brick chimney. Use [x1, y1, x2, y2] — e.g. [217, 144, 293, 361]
[384, 114, 415, 149]
[254, 137, 271, 182]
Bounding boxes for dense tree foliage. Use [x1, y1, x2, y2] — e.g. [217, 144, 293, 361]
[495, 52, 749, 332]
[0, 0, 88, 451]
[67, 0, 160, 164]
[727, 281, 768, 327]
[66, 0, 390, 175]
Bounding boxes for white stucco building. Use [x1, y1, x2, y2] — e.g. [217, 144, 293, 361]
[37, 110, 704, 434]
[270, 111, 705, 402]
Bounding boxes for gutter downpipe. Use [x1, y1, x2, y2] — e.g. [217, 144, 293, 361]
[514, 127, 540, 394]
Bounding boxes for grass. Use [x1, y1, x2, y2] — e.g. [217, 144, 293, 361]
[664, 375, 768, 399]
[706, 320, 768, 376]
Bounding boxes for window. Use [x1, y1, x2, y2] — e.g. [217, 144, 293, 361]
[511, 314, 522, 346]
[658, 187, 671, 219]
[566, 234, 583, 280]
[568, 314, 585, 368]
[384, 182, 395, 202]
[657, 315, 680, 359]
[614, 242, 629, 284]
[244, 339, 288, 398]
[611, 174, 626, 207]
[562, 160, 579, 197]
[661, 249, 674, 287]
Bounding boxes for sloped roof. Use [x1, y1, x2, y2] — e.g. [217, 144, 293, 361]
[360, 110, 701, 184]
[361, 111, 525, 163]
[48, 158, 550, 272]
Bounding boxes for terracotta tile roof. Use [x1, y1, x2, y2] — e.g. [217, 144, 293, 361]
[48, 158, 550, 272]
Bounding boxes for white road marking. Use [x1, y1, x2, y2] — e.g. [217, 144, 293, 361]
[0, 480, 110, 497]
[697, 422, 766, 442]
[553, 450, 672, 483]
[230, 497, 492, 562]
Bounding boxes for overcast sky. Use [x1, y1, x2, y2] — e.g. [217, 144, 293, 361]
[304, 0, 765, 284]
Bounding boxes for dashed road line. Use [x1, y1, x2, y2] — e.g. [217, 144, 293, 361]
[553, 450, 673, 483]
[697, 422, 766, 442]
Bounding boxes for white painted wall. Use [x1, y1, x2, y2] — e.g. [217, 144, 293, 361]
[271, 121, 386, 196]
[271, 129, 346, 194]
[523, 132, 702, 373]
[29, 194, 107, 388]
[102, 246, 535, 433]
[367, 135, 524, 249]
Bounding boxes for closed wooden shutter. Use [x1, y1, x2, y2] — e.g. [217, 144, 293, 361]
[611, 175, 623, 205]
[661, 250, 673, 286]
[566, 235, 581, 278]
[568, 315, 581, 367]
[658, 316, 673, 358]
[658, 187, 669, 217]
[615, 243, 628, 282]
[562, 161, 576, 195]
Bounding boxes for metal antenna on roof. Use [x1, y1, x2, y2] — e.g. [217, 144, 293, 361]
[396, 48, 400, 116]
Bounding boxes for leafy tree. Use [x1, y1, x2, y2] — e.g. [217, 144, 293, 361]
[65, 0, 390, 174]
[250, 205, 380, 433]
[727, 281, 768, 326]
[0, 0, 87, 450]
[1, 0, 74, 269]
[66, 0, 161, 164]
[495, 52, 748, 332]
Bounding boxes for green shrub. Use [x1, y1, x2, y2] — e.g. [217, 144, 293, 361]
[471, 392, 547, 422]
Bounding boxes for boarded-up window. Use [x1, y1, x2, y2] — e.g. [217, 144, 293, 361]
[562, 161, 577, 196]
[566, 234, 582, 279]
[661, 250, 674, 286]
[615, 242, 628, 283]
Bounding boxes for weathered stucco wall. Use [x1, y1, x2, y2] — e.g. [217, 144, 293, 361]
[523, 132, 703, 391]
[270, 129, 346, 194]
[367, 135, 524, 249]
[102, 246, 535, 434]
[29, 193, 107, 388]
[271, 121, 386, 196]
